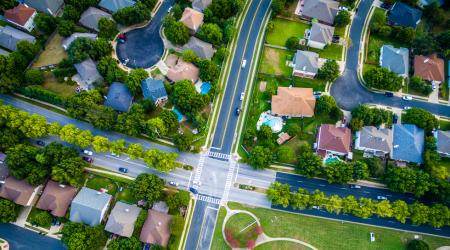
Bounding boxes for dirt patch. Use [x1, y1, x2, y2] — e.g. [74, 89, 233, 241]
[33, 34, 67, 68]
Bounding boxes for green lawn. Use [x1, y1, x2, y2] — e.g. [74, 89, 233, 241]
[225, 213, 258, 247]
[116, 185, 138, 204]
[311, 44, 344, 61]
[256, 241, 306, 250]
[292, 77, 326, 92]
[335, 26, 346, 37]
[85, 175, 118, 195]
[210, 202, 450, 250]
[259, 47, 294, 76]
[168, 214, 186, 250]
[211, 207, 229, 250]
[266, 18, 310, 46]
[439, 120, 450, 131]
[40, 71, 77, 99]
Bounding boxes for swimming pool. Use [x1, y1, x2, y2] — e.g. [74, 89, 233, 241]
[324, 155, 341, 165]
[172, 108, 184, 122]
[200, 82, 211, 95]
[257, 111, 283, 133]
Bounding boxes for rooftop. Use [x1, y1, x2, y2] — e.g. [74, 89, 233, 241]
[293, 50, 319, 74]
[0, 176, 38, 206]
[271, 87, 316, 117]
[166, 59, 199, 83]
[356, 126, 393, 154]
[70, 187, 112, 226]
[309, 22, 334, 45]
[414, 54, 445, 83]
[388, 2, 422, 28]
[302, 0, 339, 24]
[317, 124, 352, 155]
[380, 45, 409, 76]
[105, 202, 141, 237]
[180, 7, 204, 32]
[140, 210, 172, 247]
[79, 7, 112, 31]
[99, 0, 135, 13]
[391, 124, 424, 163]
[0, 25, 36, 51]
[104, 82, 134, 112]
[36, 180, 78, 217]
[4, 4, 36, 26]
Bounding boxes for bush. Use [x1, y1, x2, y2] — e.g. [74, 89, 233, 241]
[30, 210, 53, 228]
[112, 2, 151, 26]
[163, 16, 190, 45]
[364, 67, 403, 91]
[409, 76, 432, 96]
[17, 86, 66, 107]
[285, 36, 299, 50]
[334, 10, 351, 27]
[25, 69, 45, 85]
[407, 239, 430, 250]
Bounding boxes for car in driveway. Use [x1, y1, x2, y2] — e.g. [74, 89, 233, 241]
[118, 167, 128, 173]
[402, 95, 412, 101]
[82, 156, 93, 163]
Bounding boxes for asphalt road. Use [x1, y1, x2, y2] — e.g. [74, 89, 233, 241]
[210, 0, 271, 155]
[0, 223, 66, 250]
[330, 0, 450, 117]
[115, 0, 174, 68]
[184, 200, 220, 250]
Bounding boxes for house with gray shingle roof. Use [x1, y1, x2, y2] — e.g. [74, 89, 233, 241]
[105, 202, 141, 237]
[69, 187, 112, 226]
[0, 26, 36, 51]
[307, 22, 335, 50]
[62, 33, 97, 50]
[435, 130, 450, 157]
[299, 0, 339, 25]
[24, 0, 64, 16]
[192, 0, 212, 12]
[99, 0, 136, 13]
[355, 126, 393, 157]
[141, 78, 168, 106]
[380, 45, 409, 77]
[104, 82, 134, 112]
[391, 124, 424, 163]
[291, 50, 319, 78]
[79, 7, 112, 31]
[72, 58, 103, 90]
[183, 37, 214, 59]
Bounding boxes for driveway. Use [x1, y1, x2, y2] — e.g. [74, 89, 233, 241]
[115, 0, 175, 69]
[330, 0, 450, 117]
[0, 224, 66, 250]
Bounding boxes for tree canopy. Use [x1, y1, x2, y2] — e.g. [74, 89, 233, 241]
[129, 173, 165, 204]
[60, 222, 108, 250]
[113, 2, 151, 26]
[364, 67, 403, 91]
[402, 108, 439, 133]
[163, 16, 190, 45]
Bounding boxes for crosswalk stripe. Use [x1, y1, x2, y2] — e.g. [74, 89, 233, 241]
[220, 160, 236, 205]
[195, 194, 221, 205]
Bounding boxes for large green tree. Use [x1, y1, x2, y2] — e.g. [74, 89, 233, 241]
[163, 16, 190, 45]
[402, 108, 439, 133]
[248, 146, 272, 169]
[296, 144, 322, 177]
[129, 173, 165, 204]
[0, 198, 19, 223]
[60, 222, 108, 250]
[126, 68, 149, 94]
[98, 17, 119, 40]
[267, 182, 291, 208]
[113, 2, 151, 25]
[364, 67, 403, 91]
[171, 80, 206, 117]
[107, 237, 141, 250]
[197, 23, 224, 45]
[317, 60, 340, 82]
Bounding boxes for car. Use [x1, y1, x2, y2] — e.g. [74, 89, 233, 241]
[169, 181, 179, 187]
[240, 92, 245, 101]
[384, 92, 394, 97]
[350, 184, 361, 189]
[377, 196, 387, 200]
[118, 167, 128, 173]
[370, 232, 375, 242]
[36, 140, 45, 146]
[241, 59, 247, 68]
[111, 152, 120, 157]
[143, 244, 151, 250]
[332, 35, 340, 43]
[167, 6, 172, 13]
[313, 91, 322, 96]
[403, 106, 412, 110]
[235, 108, 241, 116]
[189, 186, 198, 194]
[83, 150, 93, 156]
[432, 82, 437, 90]
[402, 95, 412, 101]
[82, 156, 93, 163]
[338, 6, 349, 11]
[393, 114, 398, 124]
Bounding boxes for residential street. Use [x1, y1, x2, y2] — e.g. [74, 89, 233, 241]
[0, 223, 66, 250]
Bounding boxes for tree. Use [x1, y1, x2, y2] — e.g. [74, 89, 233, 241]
[322, 161, 354, 184]
[60, 222, 108, 250]
[181, 50, 199, 64]
[212, 47, 228, 64]
[370, 8, 387, 32]
[412, 33, 437, 55]
[410, 76, 432, 96]
[350, 105, 392, 128]
[351, 161, 369, 180]
[124, 68, 148, 95]
[0, 198, 19, 223]
[334, 10, 351, 27]
[409, 202, 429, 225]
[171, 80, 205, 117]
[166, 190, 190, 211]
[68, 38, 112, 63]
[197, 23, 223, 45]
[352, 197, 374, 219]
[107, 237, 141, 250]
[25, 69, 44, 85]
[52, 157, 87, 187]
[407, 239, 430, 250]
[6, 144, 49, 185]
[257, 124, 273, 144]
[276, 146, 295, 163]
[171, 4, 183, 19]
[115, 104, 146, 136]
[428, 204, 449, 228]
[285, 36, 300, 50]
[140, 0, 158, 9]
[97, 56, 128, 84]
[17, 41, 40, 62]
[35, 13, 57, 34]
[384, 167, 431, 197]
[112, 2, 151, 26]
[92, 136, 110, 152]
[392, 200, 410, 223]
[21, 114, 49, 138]
[127, 143, 144, 159]
[58, 20, 75, 37]
[146, 118, 167, 139]
[286, 123, 301, 136]
[198, 59, 221, 82]
[315, 95, 338, 114]
[266, 182, 291, 208]
[317, 60, 340, 82]
[296, 144, 322, 177]
[109, 139, 126, 155]
[86, 105, 118, 130]
[0, 0, 17, 12]
[30, 211, 53, 227]
[270, 0, 285, 16]
[129, 173, 165, 204]
[159, 110, 179, 133]
[290, 189, 310, 210]
[423, 1, 445, 27]
[163, 16, 190, 45]
[402, 108, 439, 133]
[174, 132, 193, 152]
[98, 17, 118, 40]
[324, 195, 343, 214]
[364, 67, 403, 91]
[374, 200, 393, 218]
[248, 146, 272, 169]
[62, 4, 81, 22]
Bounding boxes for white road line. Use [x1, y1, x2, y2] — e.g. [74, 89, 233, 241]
[220, 160, 236, 205]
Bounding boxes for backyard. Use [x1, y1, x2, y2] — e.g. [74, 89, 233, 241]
[265, 18, 310, 46]
[211, 202, 450, 250]
[40, 71, 77, 99]
[259, 47, 294, 76]
[32, 34, 67, 68]
[310, 44, 344, 61]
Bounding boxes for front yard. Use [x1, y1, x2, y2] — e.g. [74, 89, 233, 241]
[40, 71, 77, 99]
[265, 18, 310, 46]
[310, 44, 344, 61]
[259, 47, 294, 76]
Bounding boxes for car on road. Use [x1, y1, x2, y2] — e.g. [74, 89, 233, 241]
[118, 167, 128, 173]
[241, 59, 247, 68]
[82, 156, 93, 163]
[370, 232, 375, 242]
[240, 92, 245, 101]
[384, 92, 394, 97]
[111, 152, 120, 157]
[377, 196, 387, 200]
[350, 184, 361, 189]
[235, 108, 241, 116]
[36, 140, 45, 146]
[167, 6, 172, 13]
[313, 91, 322, 96]
[83, 150, 93, 156]
[169, 181, 179, 187]
[393, 113, 398, 124]
[403, 106, 412, 110]
[189, 186, 198, 194]
[402, 95, 412, 101]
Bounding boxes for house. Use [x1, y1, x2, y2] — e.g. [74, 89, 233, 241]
[291, 50, 319, 78]
[166, 59, 199, 83]
[141, 78, 168, 106]
[36, 180, 77, 217]
[180, 7, 204, 33]
[316, 124, 352, 157]
[184, 37, 214, 59]
[271, 87, 315, 117]
[99, 0, 135, 13]
[72, 58, 103, 90]
[0, 153, 5, 164]
[152, 201, 169, 214]
[192, 0, 212, 12]
[0, 177, 40, 206]
[140, 210, 172, 247]
[380, 45, 409, 77]
[388, 2, 422, 29]
[0, 26, 36, 51]
[62, 33, 97, 50]
[307, 22, 334, 50]
[79, 7, 112, 32]
[391, 124, 424, 163]
[354, 126, 393, 157]
[4, 4, 37, 32]
[69, 187, 112, 226]
[104, 82, 134, 112]
[105, 202, 141, 237]
[23, 0, 64, 16]
[435, 130, 450, 157]
[299, 0, 339, 25]
[414, 54, 445, 84]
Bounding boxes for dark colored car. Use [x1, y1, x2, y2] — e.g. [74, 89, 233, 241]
[189, 187, 198, 194]
[82, 156, 94, 163]
[384, 92, 394, 97]
[36, 140, 45, 146]
[118, 167, 128, 173]
[393, 114, 398, 124]
[235, 108, 241, 116]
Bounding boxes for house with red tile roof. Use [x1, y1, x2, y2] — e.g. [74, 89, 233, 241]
[414, 54, 445, 84]
[316, 124, 352, 157]
[4, 4, 37, 32]
[180, 7, 204, 33]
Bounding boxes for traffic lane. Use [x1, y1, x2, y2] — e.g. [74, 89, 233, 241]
[0, 223, 66, 250]
[229, 187, 272, 208]
[184, 200, 220, 250]
[198, 204, 220, 250]
[210, 0, 263, 150]
[219, 0, 271, 153]
[271, 205, 450, 238]
[276, 172, 418, 203]
[198, 159, 230, 197]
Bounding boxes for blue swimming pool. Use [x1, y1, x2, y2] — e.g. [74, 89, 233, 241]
[172, 108, 183, 122]
[264, 118, 279, 128]
[200, 82, 211, 95]
[325, 156, 340, 165]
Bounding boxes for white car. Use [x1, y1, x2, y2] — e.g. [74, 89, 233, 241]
[241, 59, 247, 68]
[402, 95, 412, 101]
[403, 106, 412, 110]
[370, 232, 375, 242]
[169, 181, 179, 187]
[377, 196, 387, 200]
[167, 6, 172, 13]
[432, 82, 437, 90]
[111, 152, 120, 157]
[83, 150, 93, 156]
[240, 92, 245, 101]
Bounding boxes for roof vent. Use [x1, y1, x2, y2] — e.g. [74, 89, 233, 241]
[302, 66, 307, 70]
[125, 208, 129, 213]
[96, 191, 102, 195]
[424, 58, 429, 63]
[394, 145, 399, 148]
[59, 184, 66, 188]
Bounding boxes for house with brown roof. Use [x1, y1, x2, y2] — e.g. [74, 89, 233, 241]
[36, 180, 77, 217]
[166, 59, 199, 83]
[414, 54, 445, 84]
[4, 4, 37, 32]
[271, 87, 315, 117]
[180, 7, 204, 33]
[0, 177, 40, 206]
[140, 210, 172, 247]
[316, 124, 352, 157]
